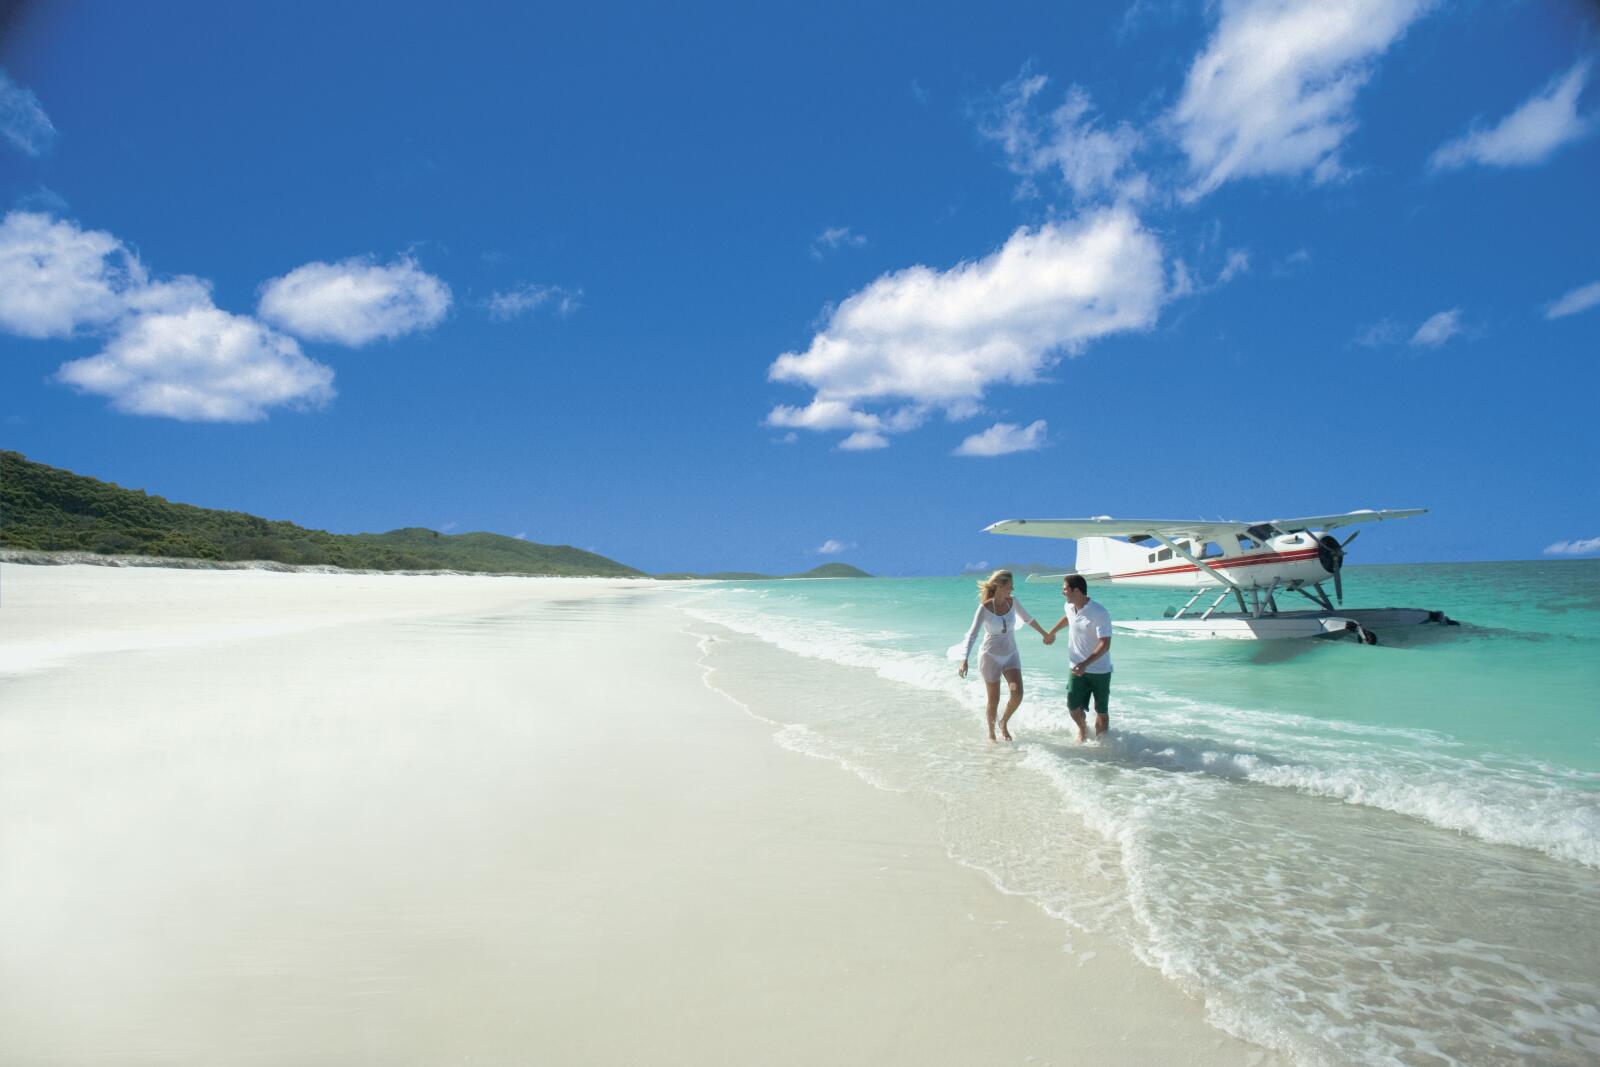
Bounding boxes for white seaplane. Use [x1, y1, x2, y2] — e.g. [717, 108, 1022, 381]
[985, 508, 1457, 642]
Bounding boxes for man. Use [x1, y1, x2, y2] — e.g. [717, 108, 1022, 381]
[1048, 575, 1113, 743]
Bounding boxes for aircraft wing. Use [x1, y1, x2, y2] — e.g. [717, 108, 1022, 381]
[984, 517, 1245, 540]
[1265, 508, 1427, 532]
[985, 508, 1426, 541]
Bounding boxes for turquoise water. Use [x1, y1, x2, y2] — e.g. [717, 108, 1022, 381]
[677, 561, 1600, 1066]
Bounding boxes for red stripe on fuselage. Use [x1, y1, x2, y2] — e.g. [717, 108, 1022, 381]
[1110, 548, 1321, 580]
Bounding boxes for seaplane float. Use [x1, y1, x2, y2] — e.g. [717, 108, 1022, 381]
[984, 508, 1458, 642]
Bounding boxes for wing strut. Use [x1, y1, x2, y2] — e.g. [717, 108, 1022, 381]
[1151, 532, 1248, 612]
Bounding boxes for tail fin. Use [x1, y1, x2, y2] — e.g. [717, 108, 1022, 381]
[1074, 536, 1148, 578]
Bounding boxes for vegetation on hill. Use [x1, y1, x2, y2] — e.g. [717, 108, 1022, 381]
[0, 450, 643, 576]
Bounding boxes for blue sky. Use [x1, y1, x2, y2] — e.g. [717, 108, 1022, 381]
[1, 1, 1596, 574]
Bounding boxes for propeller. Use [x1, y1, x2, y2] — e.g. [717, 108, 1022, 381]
[1316, 533, 1346, 603]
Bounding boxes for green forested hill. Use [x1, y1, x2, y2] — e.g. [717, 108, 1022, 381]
[0, 450, 643, 576]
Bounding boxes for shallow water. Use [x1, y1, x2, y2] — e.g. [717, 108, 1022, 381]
[677, 561, 1600, 1066]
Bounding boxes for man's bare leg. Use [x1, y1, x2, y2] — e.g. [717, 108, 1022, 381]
[1095, 712, 1109, 739]
[998, 669, 1023, 741]
[984, 680, 1001, 742]
[1069, 708, 1088, 743]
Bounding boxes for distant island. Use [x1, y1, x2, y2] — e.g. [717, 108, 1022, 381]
[0, 451, 871, 579]
[959, 562, 1069, 576]
[655, 562, 872, 581]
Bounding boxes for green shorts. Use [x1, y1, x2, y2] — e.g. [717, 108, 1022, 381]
[1067, 671, 1111, 717]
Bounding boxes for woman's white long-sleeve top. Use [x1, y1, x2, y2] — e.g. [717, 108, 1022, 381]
[961, 599, 1034, 665]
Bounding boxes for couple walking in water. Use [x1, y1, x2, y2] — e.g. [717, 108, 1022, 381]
[957, 569, 1113, 743]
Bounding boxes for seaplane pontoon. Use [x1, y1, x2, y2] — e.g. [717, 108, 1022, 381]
[984, 509, 1457, 642]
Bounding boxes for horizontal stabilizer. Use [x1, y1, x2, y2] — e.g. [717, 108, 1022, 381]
[1023, 571, 1110, 583]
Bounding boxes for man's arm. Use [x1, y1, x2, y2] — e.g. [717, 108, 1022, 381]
[1071, 636, 1111, 675]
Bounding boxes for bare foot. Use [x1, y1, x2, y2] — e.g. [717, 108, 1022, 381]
[987, 732, 997, 744]
[998, 722, 1013, 741]
[1076, 725, 1088, 743]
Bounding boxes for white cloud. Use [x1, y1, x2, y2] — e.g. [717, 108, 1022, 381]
[767, 208, 1166, 448]
[55, 306, 334, 422]
[1354, 317, 1403, 347]
[1431, 60, 1594, 171]
[258, 255, 451, 346]
[1217, 249, 1250, 284]
[1170, 0, 1434, 199]
[811, 226, 867, 259]
[0, 211, 207, 339]
[1, 70, 56, 156]
[954, 419, 1048, 457]
[1544, 280, 1600, 320]
[766, 398, 885, 432]
[816, 538, 851, 554]
[1545, 537, 1600, 556]
[1409, 308, 1462, 348]
[838, 430, 889, 451]
[979, 72, 1146, 203]
[486, 283, 582, 320]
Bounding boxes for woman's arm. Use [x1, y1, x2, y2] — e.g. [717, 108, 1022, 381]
[958, 604, 985, 677]
[1015, 600, 1054, 643]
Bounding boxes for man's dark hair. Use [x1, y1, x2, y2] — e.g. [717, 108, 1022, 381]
[1064, 574, 1088, 595]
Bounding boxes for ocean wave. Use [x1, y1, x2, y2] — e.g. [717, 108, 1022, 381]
[679, 593, 1600, 870]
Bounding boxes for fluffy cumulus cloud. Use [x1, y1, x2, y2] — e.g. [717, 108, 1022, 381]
[954, 419, 1048, 457]
[1170, 0, 1434, 198]
[767, 208, 1165, 448]
[1545, 280, 1600, 320]
[485, 282, 582, 320]
[0, 211, 207, 338]
[838, 430, 889, 451]
[1431, 61, 1594, 172]
[1545, 537, 1600, 556]
[1409, 308, 1462, 348]
[815, 538, 851, 554]
[56, 306, 334, 422]
[258, 256, 451, 346]
[1542, 537, 1600, 556]
[1, 70, 56, 156]
[979, 72, 1146, 202]
[0, 210, 337, 421]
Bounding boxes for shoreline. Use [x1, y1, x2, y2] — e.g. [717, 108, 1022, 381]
[1, 566, 1280, 1064]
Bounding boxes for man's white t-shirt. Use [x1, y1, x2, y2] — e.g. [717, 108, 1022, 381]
[1064, 599, 1113, 674]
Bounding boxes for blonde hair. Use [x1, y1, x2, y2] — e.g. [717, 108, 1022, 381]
[977, 569, 1014, 603]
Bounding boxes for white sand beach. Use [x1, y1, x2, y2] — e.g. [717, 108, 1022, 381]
[0, 565, 1279, 1066]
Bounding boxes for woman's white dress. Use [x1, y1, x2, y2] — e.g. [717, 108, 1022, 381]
[959, 600, 1034, 682]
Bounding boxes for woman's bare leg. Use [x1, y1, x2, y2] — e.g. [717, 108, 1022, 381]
[984, 680, 1000, 741]
[998, 668, 1023, 740]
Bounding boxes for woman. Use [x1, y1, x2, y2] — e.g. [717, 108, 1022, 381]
[957, 569, 1053, 742]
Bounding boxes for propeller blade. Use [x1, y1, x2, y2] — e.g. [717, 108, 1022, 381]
[1341, 530, 1361, 549]
[1334, 569, 1344, 604]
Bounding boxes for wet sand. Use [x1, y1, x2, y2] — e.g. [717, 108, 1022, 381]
[0, 565, 1277, 1065]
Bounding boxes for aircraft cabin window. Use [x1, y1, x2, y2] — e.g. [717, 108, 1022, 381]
[1148, 553, 1156, 563]
[1201, 541, 1224, 558]
[1158, 548, 1173, 561]
[1237, 535, 1258, 550]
